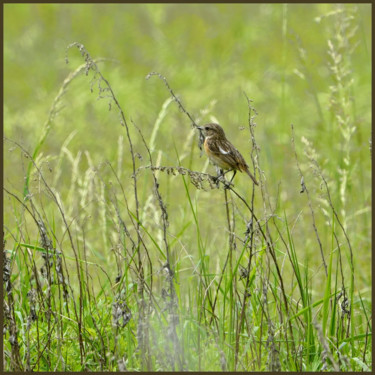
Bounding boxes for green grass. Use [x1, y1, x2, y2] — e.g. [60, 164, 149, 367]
[3, 3, 371, 372]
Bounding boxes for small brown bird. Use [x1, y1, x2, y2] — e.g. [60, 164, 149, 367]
[198, 123, 258, 186]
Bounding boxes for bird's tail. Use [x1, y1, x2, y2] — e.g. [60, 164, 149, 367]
[245, 168, 259, 186]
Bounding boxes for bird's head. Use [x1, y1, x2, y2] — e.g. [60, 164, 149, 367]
[198, 123, 226, 138]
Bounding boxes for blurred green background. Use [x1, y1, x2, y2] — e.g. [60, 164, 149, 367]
[4, 3, 371, 289]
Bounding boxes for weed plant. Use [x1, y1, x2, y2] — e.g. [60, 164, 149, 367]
[3, 4, 371, 372]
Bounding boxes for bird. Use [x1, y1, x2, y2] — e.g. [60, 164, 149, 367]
[197, 123, 258, 186]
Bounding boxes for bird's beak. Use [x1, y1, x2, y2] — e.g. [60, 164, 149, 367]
[197, 126, 204, 130]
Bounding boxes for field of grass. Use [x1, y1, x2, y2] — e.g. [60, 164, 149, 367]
[3, 3, 371, 371]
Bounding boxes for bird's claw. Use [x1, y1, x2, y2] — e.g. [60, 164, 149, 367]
[212, 172, 234, 189]
[212, 175, 221, 187]
[223, 180, 233, 190]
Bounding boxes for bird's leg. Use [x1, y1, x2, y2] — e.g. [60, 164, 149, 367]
[213, 168, 235, 189]
[213, 167, 224, 186]
[222, 170, 236, 189]
[214, 169, 235, 189]
[219, 168, 225, 180]
[229, 170, 237, 184]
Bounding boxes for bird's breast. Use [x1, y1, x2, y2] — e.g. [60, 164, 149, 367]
[204, 138, 232, 170]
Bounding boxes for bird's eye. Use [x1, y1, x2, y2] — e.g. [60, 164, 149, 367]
[205, 126, 209, 130]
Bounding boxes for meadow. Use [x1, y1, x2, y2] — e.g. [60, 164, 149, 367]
[3, 3, 371, 371]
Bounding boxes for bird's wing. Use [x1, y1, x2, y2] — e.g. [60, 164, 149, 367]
[218, 145, 230, 154]
[208, 139, 244, 168]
